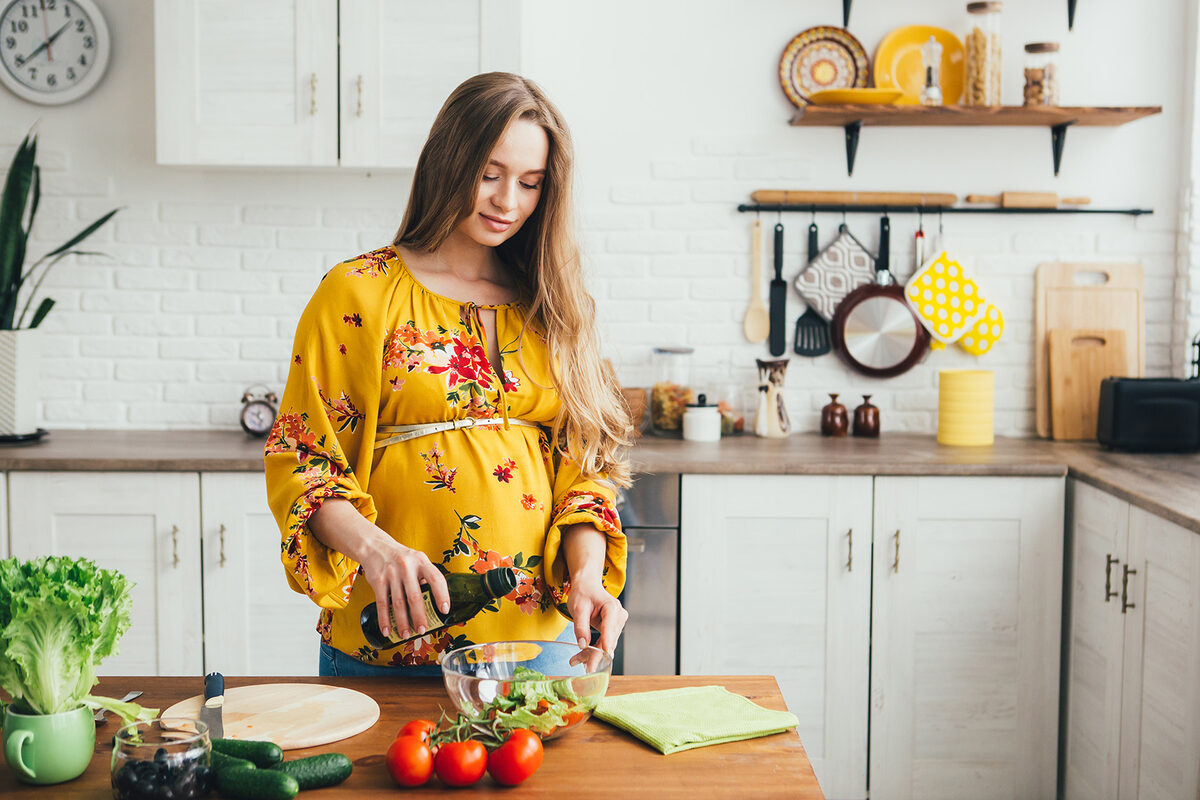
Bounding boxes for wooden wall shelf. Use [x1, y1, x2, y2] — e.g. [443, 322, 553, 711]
[789, 104, 1163, 176]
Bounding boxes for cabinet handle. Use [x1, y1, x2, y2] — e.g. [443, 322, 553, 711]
[1121, 564, 1138, 614]
[171, 525, 180, 568]
[356, 74, 363, 117]
[626, 536, 645, 554]
[219, 523, 227, 567]
[310, 73, 317, 115]
[1105, 554, 1120, 602]
[846, 528, 853, 572]
[892, 529, 900, 573]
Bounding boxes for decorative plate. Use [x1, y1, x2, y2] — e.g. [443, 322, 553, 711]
[874, 25, 965, 105]
[779, 26, 869, 107]
[809, 87, 903, 105]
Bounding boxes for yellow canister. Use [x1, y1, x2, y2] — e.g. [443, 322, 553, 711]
[937, 369, 994, 446]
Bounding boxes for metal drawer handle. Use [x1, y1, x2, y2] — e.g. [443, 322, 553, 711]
[356, 75, 363, 117]
[1105, 554, 1119, 602]
[310, 73, 317, 114]
[219, 524, 227, 567]
[846, 528, 853, 572]
[171, 525, 180, 568]
[892, 529, 900, 573]
[1121, 565, 1137, 614]
[626, 536, 645, 554]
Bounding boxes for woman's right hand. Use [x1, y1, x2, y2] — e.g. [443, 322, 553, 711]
[359, 536, 451, 640]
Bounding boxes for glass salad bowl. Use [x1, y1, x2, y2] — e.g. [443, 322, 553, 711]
[441, 640, 612, 740]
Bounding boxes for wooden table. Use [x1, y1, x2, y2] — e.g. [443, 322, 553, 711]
[1, 675, 823, 799]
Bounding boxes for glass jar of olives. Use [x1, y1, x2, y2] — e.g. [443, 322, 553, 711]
[111, 718, 214, 800]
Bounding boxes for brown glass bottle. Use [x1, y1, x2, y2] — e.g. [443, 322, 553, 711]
[821, 393, 849, 436]
[360, 567, 518, 650]
[853, 395, 880, 437]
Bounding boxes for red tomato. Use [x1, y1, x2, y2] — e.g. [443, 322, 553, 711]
[487, 728, 544, 786]
[434, 740, 487, 787]
[385, 735, 433, 787]
[398, 718, 436, 744]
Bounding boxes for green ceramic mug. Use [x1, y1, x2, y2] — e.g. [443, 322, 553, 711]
[2, 704, 96, 784]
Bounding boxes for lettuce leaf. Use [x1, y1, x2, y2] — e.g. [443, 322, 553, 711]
[0, 557, 135, 715]
[488, 666, 587, 736]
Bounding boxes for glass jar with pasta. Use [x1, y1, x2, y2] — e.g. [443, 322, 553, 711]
[964, 1, 1003, 106]
[1023, 42, 1059, 106]
[650, 346, 694, 435]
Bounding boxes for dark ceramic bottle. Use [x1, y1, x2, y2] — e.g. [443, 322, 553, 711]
[853, 395, 880, 437]
[820, 393, 849, 437]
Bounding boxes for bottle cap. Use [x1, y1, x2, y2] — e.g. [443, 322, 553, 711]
[1024, 42, 1059, 53]
[485, 567, 519, 597]
[966, 1, 1003, 12]
[685, 393, 717, 408]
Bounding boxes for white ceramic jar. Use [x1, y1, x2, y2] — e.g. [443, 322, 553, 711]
[682, 394, 721, 442]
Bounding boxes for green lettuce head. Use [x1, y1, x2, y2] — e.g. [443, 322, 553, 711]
[0, 556, 154, 723]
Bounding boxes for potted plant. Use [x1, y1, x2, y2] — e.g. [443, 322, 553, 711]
[0, 556, 156, 784]
[0, 131, 118, 438]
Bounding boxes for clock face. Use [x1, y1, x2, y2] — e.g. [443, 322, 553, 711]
[0, 0, 109, 105]
[241, 400, 277, 437]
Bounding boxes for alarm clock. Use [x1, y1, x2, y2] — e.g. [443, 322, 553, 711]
[240, 385, 278, 437]
[0, 0, 111, 105]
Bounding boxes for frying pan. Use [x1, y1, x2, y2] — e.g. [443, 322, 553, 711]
[830, 216, 930, 377]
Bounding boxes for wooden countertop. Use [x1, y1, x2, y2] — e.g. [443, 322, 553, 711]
[0, 675, 822, 799]
[0, 429, 1196, 534]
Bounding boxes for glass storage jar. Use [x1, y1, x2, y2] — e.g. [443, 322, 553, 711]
[649, 346, 694, 435]
[964, 1, 1003, 106]
[1023, 42, 1059, 106]
[111, 718, 213, 800]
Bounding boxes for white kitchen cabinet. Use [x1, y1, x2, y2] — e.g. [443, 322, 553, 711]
[200, 472, 319, 676]
[7, 472, 204, 676]
[0, 474, 8, 559]
[680, 474, 873, 800]
[1063, 480, 1200, 800]
[155, 0, 521, 168]
[870, 476, 1064, 800]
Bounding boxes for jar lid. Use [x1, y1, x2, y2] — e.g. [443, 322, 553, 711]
[685, 393, 717, 408]
[652, 346, 694, 355]
[1024, 41, 1059, 53]
[966, 1, 1003, 12]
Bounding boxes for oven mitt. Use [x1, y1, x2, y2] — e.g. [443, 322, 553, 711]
[794, 224, 875, 321]
[904, 251, 989, 344]
[593, 685, 799, 754]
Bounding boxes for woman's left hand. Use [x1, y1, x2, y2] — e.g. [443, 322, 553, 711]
[566, 577, 628, 656]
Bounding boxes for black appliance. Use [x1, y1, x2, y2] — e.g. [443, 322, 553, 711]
[1097, 377, 1200, 452]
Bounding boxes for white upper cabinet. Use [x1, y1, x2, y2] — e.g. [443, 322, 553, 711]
[155, 0, 521, 168]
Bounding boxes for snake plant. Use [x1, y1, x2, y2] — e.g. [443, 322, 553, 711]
[0, 132, 118, 330]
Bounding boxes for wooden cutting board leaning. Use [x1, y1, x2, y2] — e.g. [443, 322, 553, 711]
[161, 683, 380, 750]
[1035, 262, 1144, 438]
[1048, 329, 1129, 440]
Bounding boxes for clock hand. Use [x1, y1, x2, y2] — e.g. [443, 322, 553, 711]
[18, 21, 69, 66]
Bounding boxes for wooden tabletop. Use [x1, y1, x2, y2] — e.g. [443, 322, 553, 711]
[0, 675, 822, 799]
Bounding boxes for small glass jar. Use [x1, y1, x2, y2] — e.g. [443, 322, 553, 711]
[1023, 42, 1059, 106]
[682, 393, 721, 442]
[112, 718, 213, 800]
[649, 346, 694, 435]
[920, 35, 944, 106]
[964, 1, 1003, 106]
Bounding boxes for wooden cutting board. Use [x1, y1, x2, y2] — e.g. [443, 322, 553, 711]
[1035, 262, 1144, 438]
[1048, 329, 1130, 440]
[161, 683, 380, 750]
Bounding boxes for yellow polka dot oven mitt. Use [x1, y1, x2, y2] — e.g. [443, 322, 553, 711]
[903, 251, 1004, 355]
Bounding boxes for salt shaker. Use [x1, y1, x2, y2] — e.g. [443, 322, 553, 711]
[920, 35, 944, 106]
[682, 393, 721, 442]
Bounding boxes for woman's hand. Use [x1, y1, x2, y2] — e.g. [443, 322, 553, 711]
[359, 536, 451, 640]
[566, 576, 627, 657]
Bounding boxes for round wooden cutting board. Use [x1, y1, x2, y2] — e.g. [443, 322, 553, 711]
[161, 683, 380, 750]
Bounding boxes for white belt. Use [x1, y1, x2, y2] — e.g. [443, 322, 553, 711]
[374, 418, 542, 449]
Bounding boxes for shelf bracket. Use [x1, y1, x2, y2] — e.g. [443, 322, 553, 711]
[844, 120, 863, 176]
[1067, 0, 1077, 30]
[843, 0, 852, 26]
[1050, 121, 1074, 176]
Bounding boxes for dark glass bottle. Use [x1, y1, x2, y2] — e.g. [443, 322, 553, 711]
[821, 393, 849, 437]
[360, 567, 518, 650]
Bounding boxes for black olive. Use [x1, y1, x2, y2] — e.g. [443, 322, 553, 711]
[154, 747, 169, 765]
[193, 763, 214, 794]
[161, 787, 177, 800]
[134, 778, 158, 800]
[116, 763, 139, 792]
[172, 767, 196, 796]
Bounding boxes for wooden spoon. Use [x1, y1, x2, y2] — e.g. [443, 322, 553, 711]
[743, 219, 770, 343]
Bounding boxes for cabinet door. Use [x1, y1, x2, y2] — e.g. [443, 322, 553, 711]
[8, 472, 203, 676]
[1062, 480, 1129, 800]
[0, 474, 8, 559]
[871, 477, 1063, 800]
[339, 0, 522, 167]
[681, 475, 872, 800]
[155, 0, 338, 165]
[1119, 508, 1200, 800]
[200, 473, 320, 676]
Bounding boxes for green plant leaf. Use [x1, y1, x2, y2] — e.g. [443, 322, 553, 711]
[15, 249, 106, 329]
[41, 207, 119, 260]
[0, 134, 37, 329]
[28, 297, 53, 328]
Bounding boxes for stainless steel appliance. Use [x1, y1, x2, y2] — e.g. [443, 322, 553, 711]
[612, 472, 679, 676]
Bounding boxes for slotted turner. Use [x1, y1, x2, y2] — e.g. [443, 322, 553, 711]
[794, 306, 831, 356]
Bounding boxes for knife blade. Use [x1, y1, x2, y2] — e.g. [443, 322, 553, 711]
[769, 222, 786, 356]
[199, 672, 224, 739]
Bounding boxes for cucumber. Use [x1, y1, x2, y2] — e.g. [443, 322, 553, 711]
[212, 738, 284, 768]
[215, 766, 299, 800]
[270, 753, 353, 789]
[210, 749, 257, 772]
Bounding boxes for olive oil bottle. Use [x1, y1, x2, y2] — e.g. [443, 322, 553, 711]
[360, 567, 518, 649]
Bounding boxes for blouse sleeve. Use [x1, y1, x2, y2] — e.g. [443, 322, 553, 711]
[263, 261, 385, 610]
[540, 451, 627, 600]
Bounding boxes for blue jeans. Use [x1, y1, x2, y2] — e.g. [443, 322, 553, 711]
[318, 625, 576, 677]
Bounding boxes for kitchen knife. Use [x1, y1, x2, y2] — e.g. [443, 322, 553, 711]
[200, 672, 224, 739]
[769, 222, 786, 356]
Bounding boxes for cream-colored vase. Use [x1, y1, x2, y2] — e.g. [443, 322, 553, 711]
[0, 329, 40, 436]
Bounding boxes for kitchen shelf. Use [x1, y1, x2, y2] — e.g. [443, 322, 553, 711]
[736, 203, 1153, 217]
[843, 0, 1079, 30]
[790, 104, 1163, 176]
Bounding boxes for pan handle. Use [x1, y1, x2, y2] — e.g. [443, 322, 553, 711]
[877, 216, 890, 275]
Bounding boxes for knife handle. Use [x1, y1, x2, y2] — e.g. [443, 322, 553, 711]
[773, 223, 784, 280]
[807, 222, 819, 263]
[877, 216, 890, 273]
[204, 672, 224, 701]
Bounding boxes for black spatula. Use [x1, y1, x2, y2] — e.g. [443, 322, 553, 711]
[794, 220, 831, 356]
[769, 222, 786, 356]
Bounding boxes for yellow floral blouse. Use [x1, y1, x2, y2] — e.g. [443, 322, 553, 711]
[264, 246, 626, 667]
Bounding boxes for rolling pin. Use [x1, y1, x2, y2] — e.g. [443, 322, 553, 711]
[965, 192, 1091, 208]
[751, 190, 957, 206]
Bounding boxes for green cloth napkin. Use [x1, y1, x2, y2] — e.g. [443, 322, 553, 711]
[593, 685, 799, 754]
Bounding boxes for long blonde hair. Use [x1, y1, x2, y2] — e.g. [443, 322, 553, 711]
[394, 72, 632, 486]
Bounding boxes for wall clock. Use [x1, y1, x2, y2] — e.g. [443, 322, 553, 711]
[0, 0, 110, 105]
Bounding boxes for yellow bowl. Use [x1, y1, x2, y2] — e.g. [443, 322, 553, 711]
[808, 87, 904, 105]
